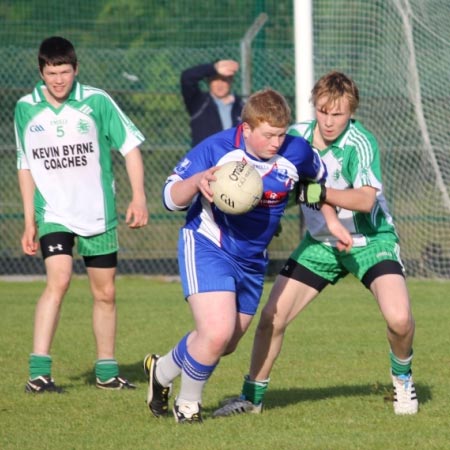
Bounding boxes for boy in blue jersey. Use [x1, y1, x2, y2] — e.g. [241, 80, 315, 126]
[143, 88, 352, 423]
[213, 71, 418, 417]
[15, 37, 148, 393]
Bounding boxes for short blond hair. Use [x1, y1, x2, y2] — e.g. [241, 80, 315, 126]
[311, 71, 359, 114]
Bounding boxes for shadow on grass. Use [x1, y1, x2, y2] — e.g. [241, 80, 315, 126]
[68, 360, 149, 387]
[70, 362, 431, 412]
[217, 381, 431, 412]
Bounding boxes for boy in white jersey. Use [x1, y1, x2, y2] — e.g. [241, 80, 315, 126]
[213, 71, 418, 417]
[15, 36, 148, 393]
[142, 88, 352, 423]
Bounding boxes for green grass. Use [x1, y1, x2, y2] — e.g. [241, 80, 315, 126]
[1, 276, 450, 449]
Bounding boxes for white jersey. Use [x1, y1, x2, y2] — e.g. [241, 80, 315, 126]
[15, 80, 145, 236]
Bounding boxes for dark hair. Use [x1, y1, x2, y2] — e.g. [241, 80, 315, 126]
[38, 36, 77, 73]
[207, 74, 234, 84]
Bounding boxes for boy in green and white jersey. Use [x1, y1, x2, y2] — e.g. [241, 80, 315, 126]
[214, 71, 418, 417]
[15, 36, 148, 393]
[290, 118, 397, 248]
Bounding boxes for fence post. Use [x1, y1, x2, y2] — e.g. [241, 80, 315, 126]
[240, 12, 268, 100]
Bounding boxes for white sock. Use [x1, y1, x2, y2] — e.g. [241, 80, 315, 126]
[156, 350, 182, 386]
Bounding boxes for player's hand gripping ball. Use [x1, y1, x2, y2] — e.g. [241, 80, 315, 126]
[210, 161, 263, 215]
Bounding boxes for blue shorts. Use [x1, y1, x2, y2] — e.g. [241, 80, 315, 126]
[178, 229, 266, 315]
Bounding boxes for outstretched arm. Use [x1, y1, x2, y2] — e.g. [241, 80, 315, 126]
[322, 185, 377, 251]
[297, 181, 353, 252]
[298, 182, 379, 251]
[320, 204, 352, 252]
[325, 185, 377, 213]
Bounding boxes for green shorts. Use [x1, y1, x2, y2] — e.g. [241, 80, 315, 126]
[289, 232, 402, 284]
[38, 222, 119, 257]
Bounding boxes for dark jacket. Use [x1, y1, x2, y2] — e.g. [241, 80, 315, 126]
[181, 63, 244, 147]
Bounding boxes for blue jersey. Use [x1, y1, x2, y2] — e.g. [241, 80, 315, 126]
[163, 124, 326, 264]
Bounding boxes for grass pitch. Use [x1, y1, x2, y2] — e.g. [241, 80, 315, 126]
[1, 276, 450, 449]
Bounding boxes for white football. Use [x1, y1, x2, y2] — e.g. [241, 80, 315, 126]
[210, 161, 263, 215]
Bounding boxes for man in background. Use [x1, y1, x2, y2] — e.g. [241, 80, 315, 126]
[181, 59, 244, 146]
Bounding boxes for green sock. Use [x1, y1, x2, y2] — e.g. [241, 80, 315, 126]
[390, 349, 413, 376]
[29, 353, 52, 379]
[241, 374, 269, 405]
[95, 359, 119, 382]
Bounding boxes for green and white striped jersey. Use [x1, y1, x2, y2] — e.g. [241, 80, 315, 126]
[15, 80, 145, 236]
[289, 119, 398, 247]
